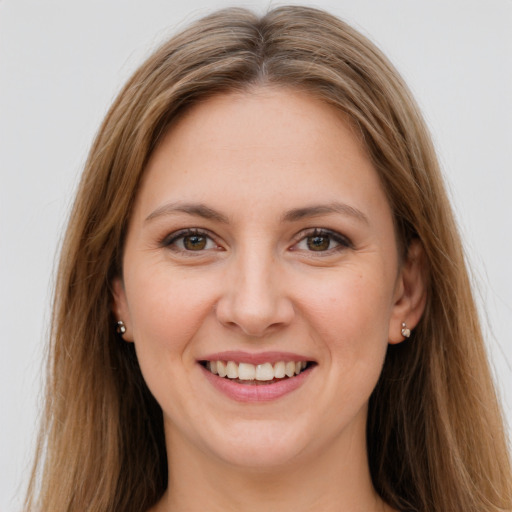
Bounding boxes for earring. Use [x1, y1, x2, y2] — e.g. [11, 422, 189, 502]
[116, 320, 126, 335]
[401, 322, 411, 339]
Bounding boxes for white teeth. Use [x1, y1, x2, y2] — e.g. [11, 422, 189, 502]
[226, 361, 238, 379]
[285, 361, 295, 378]
[205, 360, 310, 381]
[274, 361, 286, 379]
[238, 362, 256, 380]
[255, 363, 274, 381]
[217, 360, 227, 378]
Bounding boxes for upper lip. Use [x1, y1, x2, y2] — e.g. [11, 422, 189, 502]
[199, 351, 314, 365]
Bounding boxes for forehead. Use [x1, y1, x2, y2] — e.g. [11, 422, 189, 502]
[134, 87, 389, 217]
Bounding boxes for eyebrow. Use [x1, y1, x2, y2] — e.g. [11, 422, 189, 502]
[281, 202, 369, 224]
[145, 202, 229, 223]
[145, 201, 369, 225]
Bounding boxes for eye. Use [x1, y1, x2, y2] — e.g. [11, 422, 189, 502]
[162, 229, 220, 252]
[293, 228, 352, 253]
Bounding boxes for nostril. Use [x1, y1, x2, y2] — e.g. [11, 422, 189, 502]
[214, 281, 295, 337]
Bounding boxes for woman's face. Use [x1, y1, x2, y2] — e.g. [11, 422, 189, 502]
[113, 87, 423, 469]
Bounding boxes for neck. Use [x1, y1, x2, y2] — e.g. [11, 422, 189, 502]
[152, 417, 393, 512]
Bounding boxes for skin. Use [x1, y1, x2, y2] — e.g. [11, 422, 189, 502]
[113, 87, 426, 512]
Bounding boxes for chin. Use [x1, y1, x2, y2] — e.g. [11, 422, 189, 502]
[198, 419, 316, 469]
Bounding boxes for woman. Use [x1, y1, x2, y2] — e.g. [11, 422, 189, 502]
[25, 6, 512, 512]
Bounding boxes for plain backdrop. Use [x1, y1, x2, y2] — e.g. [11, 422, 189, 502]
[1, 0, 511, 510]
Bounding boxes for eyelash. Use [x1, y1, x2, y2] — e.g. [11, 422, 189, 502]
[161, 228, 220, 254]
[161, 227, 352, 256]
[292, 228, 353, 254]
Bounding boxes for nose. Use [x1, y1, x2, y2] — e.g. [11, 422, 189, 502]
[215, 249, 295, 337]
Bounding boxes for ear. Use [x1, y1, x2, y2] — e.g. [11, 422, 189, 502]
[388, 239, 427, 344]
[112, 276, 134, 342]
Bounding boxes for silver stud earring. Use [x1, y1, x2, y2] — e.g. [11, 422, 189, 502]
[401, 322, 411, 339]
[116, 320, 126, 335]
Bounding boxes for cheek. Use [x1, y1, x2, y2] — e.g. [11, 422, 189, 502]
[303, 268, 392, 338]
[124, 266, 219, 422]
[299, 267, 393, 378]
[281, 267, 394, 438]
[125, 265, 217, 358]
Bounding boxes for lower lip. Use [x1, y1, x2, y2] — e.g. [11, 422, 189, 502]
[201, 365, 313, 402]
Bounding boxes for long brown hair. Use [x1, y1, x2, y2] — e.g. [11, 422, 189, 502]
[25, 6, 512, 511]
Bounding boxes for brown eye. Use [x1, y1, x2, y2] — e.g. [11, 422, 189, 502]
[183, 235, 207, 250]
[163, 229, 218, 253]
[307, 235, 331, 251]
[292, 228, 352, 254]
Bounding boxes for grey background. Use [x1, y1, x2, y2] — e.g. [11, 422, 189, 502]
[1, 0, 511, 510]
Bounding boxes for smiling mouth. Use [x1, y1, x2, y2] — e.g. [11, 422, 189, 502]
[200, 360, 314, 385]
